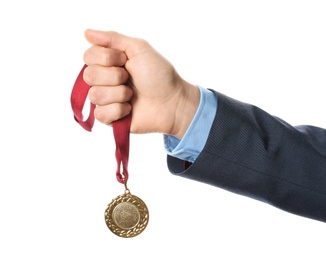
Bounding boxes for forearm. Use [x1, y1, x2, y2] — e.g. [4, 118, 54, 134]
[167, 91, 326, 222]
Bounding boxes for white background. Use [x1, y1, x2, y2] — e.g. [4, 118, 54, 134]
[1, 0, 326, 259]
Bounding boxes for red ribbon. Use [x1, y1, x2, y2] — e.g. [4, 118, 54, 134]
[70, 64, 131, 184]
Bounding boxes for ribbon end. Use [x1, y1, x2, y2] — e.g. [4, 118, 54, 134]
[74, 115, 93, 132]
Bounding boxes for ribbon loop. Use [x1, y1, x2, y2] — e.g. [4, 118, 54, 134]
[113, 114, 131, 183]
[71, 64, 95, 131]
[71, 64, 131, 184]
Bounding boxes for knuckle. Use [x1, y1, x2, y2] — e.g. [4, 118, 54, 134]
[94, 107, 107, 123]
[103, 51, 112, 66]
[83, 47, 92, 64]
[114, 69, 123, 84]
[83, 66, 94, 85]
[121, 86, 133, 101]
[113, 103, 131, 119]
[88, 87, 100, 104]
[102, 48, 122, 67]
[94, 103, 131, 125]
[134, 38, 150, 52]
[136, 38, 149, 47]
[112, 103, 124, 118]
[113, 68, 128, 85]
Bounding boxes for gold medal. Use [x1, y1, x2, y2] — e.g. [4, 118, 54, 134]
[105, 183, 149, 238]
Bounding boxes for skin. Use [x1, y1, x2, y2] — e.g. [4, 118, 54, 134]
[83, 29, 200, 140]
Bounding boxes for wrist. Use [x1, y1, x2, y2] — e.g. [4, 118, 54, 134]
[171, 80, 200, 139]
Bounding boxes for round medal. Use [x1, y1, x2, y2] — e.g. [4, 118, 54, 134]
[105, 189, 149, 238]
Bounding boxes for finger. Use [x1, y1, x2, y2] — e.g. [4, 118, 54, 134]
[84, 29, 148, 57]
[83, 65, 129, 86]
[94, 102, 131, 125]
[88, 85, 133, 106]
[83, 45, 127, 67]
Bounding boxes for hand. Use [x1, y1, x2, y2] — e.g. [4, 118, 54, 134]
[83, 29, 200, 139]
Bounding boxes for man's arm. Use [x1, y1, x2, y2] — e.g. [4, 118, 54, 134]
[168, 91, 326, 223]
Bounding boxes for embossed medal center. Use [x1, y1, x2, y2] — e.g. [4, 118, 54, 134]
[113, 202, 140, 229]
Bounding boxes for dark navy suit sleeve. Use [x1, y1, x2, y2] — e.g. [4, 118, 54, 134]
[167, 91, 326, 222]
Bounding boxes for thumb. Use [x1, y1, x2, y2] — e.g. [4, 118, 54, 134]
[84, 29, 141, 57]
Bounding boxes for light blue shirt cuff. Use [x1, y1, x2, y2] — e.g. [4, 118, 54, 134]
[164, 86, 218, 163]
